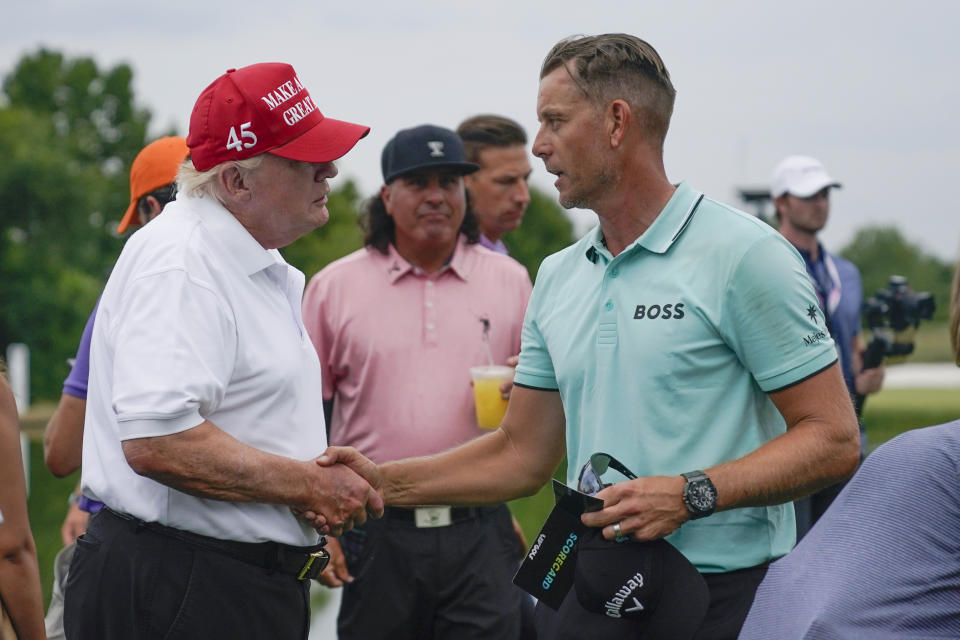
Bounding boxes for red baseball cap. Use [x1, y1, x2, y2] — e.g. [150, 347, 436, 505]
[187, 63, 370, 171]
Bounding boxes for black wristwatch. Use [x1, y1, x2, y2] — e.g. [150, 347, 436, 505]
[681, 470, 717, 519]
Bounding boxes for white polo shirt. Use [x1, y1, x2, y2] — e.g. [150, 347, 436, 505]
[82, 193, 326, 546]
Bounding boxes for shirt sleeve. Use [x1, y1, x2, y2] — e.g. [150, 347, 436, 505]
[721, 234, 838, 392]
[107, 268, 237, 439]
[62, 300, 100, 399]
[514, 263, 560, 391]
[302, 273, 337, 402]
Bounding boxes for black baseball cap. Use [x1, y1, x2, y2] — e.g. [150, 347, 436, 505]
[534, 529, 710, 640]
[381, 124, 479, 184]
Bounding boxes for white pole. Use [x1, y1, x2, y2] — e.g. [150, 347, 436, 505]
[7, 343, 30, 495]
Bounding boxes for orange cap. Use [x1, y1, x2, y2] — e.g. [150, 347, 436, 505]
[117, 136, 190, 234]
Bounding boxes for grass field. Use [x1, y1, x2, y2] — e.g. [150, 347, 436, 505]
[861, 387, 960, 447]
[22, 381, 960, 610]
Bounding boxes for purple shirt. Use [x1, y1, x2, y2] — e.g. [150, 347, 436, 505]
[63, 299, 106, 513]
[303, 236, 531, 464]
[63, 299, 100, 399]
[479, 234, 509, 255]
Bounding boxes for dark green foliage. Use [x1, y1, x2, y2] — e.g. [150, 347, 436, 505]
[503, 187, 575, 280]
[281, 179, 366, 279]
[840, 226, 954, 323]
[1, 49, 150, 398]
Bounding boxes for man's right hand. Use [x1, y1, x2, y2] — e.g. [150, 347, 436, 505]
[61, 501, 90, 545]
[300, 460, 383, 537]
[317, 537, 354, 588]
[317, 446, 383, 489]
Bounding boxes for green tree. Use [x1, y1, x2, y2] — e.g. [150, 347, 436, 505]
[841, 225, 953, 323]
[0, 49, 152, 399]
[281, 179, 365, 278]
[503, 187, 575, 280]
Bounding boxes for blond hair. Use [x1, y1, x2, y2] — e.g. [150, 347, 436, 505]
[176, 155, 265, 203]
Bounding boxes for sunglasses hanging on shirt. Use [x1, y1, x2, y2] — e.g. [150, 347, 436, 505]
[577, 452, 638, 496]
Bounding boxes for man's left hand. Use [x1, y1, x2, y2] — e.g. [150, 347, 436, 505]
[855, 365, 885, 396]
[499, 355, 520, 399]
[580, 475, 688, 541]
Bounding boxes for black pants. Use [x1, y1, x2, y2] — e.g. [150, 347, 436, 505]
[63, 510, 311, 640]
[337, 504, 525, 640]
[694, 563, 769, 640]
[533, 561, 768, 640]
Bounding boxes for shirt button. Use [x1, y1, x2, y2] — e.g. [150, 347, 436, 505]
[610, 269, 619, 278]
[426, 323, 435, 330]
[426, 302, 434, 308]
[605, 301, 614, 311]
[426, 281, 434, 288]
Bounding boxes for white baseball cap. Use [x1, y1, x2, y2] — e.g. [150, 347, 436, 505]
[771, 155, 842, 198]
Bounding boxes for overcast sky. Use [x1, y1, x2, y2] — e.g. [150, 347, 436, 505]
[6, 0, 959, 263]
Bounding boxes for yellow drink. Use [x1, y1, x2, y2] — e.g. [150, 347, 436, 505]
[470, 365, 513, 429]
[473, 378, 509, 429]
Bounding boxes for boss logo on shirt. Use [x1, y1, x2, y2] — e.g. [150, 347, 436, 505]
[633, 303, 685, 320]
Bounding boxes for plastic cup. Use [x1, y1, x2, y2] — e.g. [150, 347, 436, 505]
[470, 365, 514, 429]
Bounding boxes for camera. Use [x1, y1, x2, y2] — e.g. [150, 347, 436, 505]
[861, 275, 935, 368]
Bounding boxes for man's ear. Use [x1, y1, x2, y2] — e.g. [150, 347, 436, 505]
[608, 99, 631, 148]
[137, 195, 164, 225]
[217, 165, 252, 203]
[380, 183, 394, 218]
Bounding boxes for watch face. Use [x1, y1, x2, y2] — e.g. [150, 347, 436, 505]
[687, 481, 717, 512]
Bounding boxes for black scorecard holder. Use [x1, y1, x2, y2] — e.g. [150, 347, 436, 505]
[512, 479, 604, 609]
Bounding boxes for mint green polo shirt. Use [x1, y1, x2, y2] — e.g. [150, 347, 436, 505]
[515, 181, 838, 573]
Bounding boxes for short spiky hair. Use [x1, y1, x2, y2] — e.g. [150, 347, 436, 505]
[457, 115, 527, 164]
[541, 34, 676, 149]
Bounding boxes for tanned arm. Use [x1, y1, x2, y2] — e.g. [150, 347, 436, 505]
[122, 420, 383, 535]
[582, 362, 860, 540]
[0, 377, 47, 640]
[43, 393, 86, 477]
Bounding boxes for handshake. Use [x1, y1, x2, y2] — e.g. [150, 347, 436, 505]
[295, 446, 384, 537]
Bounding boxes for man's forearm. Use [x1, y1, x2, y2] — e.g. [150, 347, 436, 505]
[711, 365, 860, 510]
[122, 420, 314, 508]
[43, 393, 86, 477]
[381, 389, 567, 507]
[382, 429, 543, 506]
[709, 419, 859, 511]
[122, 420, 382, 532]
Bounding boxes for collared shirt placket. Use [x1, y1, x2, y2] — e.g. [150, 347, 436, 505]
[423, 273, 439, 347]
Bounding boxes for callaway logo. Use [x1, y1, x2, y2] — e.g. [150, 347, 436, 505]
[427, 141, 445, 157]
[604, 571, 646, 619]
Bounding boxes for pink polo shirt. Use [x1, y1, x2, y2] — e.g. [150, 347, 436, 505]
[302, 236, 532, 463]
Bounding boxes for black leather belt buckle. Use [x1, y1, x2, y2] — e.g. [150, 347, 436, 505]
[296, 548, 330, 581]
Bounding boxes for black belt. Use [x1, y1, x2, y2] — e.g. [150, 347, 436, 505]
[383, 505, 493, 526]
[101, 508, 328, 581]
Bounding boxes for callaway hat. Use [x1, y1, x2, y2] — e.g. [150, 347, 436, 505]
[535, 529, 710, 640]
[117, 136, 190, 234]
[381, 124, 479, 184]
[187, 63, 369, 171]
[771, 155, 842, 199]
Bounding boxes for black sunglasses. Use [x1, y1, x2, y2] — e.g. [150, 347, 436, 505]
[577, 452, 638, 496]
